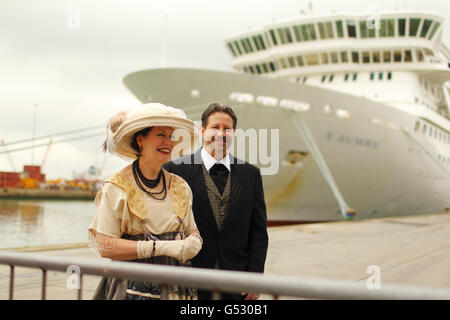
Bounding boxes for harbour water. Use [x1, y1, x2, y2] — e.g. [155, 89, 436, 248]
[0, 199, 95, 249]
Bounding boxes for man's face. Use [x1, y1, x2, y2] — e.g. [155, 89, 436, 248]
[202, 112, 235, 159]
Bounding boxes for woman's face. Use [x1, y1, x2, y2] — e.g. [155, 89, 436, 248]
[137, 126, 175, 164]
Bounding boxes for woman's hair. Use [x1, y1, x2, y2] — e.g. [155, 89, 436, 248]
[130, 127, 153, 154]
[201, 103, 237, 129]
[102, 127, 153, 154]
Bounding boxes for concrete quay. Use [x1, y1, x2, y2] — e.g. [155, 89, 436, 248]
[0, 212, 449, 300]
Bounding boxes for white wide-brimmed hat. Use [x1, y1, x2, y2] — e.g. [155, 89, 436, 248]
[106, 103, 196, 160]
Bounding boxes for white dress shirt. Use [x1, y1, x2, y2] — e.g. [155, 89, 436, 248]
[201, 147, 231, 172]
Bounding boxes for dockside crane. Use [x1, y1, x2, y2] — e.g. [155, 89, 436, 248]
[1, 139, 17, 172]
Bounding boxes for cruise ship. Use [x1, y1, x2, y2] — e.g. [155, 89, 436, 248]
[123, 10, 450, 224]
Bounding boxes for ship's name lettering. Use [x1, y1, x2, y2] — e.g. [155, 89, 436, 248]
[326, 132, 379, 149]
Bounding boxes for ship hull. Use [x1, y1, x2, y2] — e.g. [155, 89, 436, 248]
[123, 68, 450, 222]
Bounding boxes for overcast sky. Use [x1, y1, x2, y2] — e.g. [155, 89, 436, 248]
[0, 0, 449, 180]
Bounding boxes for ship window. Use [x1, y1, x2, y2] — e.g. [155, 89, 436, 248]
[368, 25, 376, 38]
[277, 27, 293, 44]
[394, 50, 402, 62]
[387, 72, 392, 80]
[321, 52, 329, 64]
[346, 20, 357, 38]
[269, 62, 276, 72]
[429, 126, 432, 136]
[258, 35, 266, 50]
[404, 50, 412, 62]
[245, 38, 254, 52]
[409, 18, 421, 36]
[370, 72, 375, 80]
[420, 19, 433, 38]
[260, 35, 267, 49]
[351, 51, 359, 63]
[373, 51, 380, 63]
[383, 51, 391, 62]
[293, 26, 302, 42]
[252, 36, 262, 51]
[321, 75, 327, 82]
[353, 73, 358, 81]
[415, 121, 420, 132]
[227, 43, 237, 57]
[318, 22, 327, 39]
[303, 76, 308, 83]
[340, 51, 348, 63]
[300, 24, 317, 41]
[262, 63, 269, 73]
[380, 19, 394, 38]
[318, 22, 334, 39]
[331, 52, 338, 63]
[326, 22, 334, 39]
[398, 18, 406, 36]
[301, 25, 309, 40]
[277, 29, 286, 44]
[280, 58, 288, 69]
[255, 65, 262, 74]
[233, 41, 242, 55]
[243, 66, 248, 73]
[422, 124, 427, 134]
[380, 19, 395, 37]
[359, 21, 367, 38]
[344, 73, 349, 81]
[424, 48, 434, 56]
[240, 39, 249, 54]
[428, 22, 440, 40]
[329, 74, 334, 82]
[362, 52, 370, 63]
[269, 30, 278, 45]
[248, 66, 255, 74]
[336, 20, 344, 38]
[309, 24, 317, 40]
[379, 72, 383, 80]
[296, 55, 304, 66]
[416, 49, 424, 62]
[288, 56, 296, 67]
[305, 53, 319, 65]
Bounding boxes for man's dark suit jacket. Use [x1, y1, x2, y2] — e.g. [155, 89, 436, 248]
[163, 149, 268, 274]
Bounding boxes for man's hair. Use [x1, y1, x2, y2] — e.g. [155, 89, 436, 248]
[201, 103, 237, 129]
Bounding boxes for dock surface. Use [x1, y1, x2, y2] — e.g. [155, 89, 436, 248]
[1, 212, 449, 299]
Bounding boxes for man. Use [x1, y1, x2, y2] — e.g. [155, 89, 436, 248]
[163, 103, 268, 300]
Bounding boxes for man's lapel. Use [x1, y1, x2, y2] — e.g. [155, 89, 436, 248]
[227, 155, 247, 222]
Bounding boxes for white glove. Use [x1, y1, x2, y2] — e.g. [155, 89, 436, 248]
[137, 235, 202, 262]
[180, 235, 202, 262]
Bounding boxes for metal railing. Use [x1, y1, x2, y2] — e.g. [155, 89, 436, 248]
[1, 251, 450, 300]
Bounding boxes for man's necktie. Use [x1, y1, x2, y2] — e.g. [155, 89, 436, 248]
[209, 163, 229, 195]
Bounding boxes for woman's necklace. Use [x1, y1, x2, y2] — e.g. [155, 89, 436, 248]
[132, 160, 167, 200]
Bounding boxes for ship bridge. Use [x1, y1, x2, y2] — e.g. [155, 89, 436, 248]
[225, 11, 447, 78]
[225, 11, 450, 124]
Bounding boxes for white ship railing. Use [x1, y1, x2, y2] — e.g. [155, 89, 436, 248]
[1, 251, 450, 300]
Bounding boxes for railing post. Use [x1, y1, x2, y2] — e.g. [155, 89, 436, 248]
[77, 273, 83, 300]
[160, 283, 168, 300]
[9, 265, 14, 300]
[212, 290, 221, 300]
[41, 269, 47, 300]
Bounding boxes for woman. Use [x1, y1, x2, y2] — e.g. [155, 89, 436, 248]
[89, 103, 202, 300]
